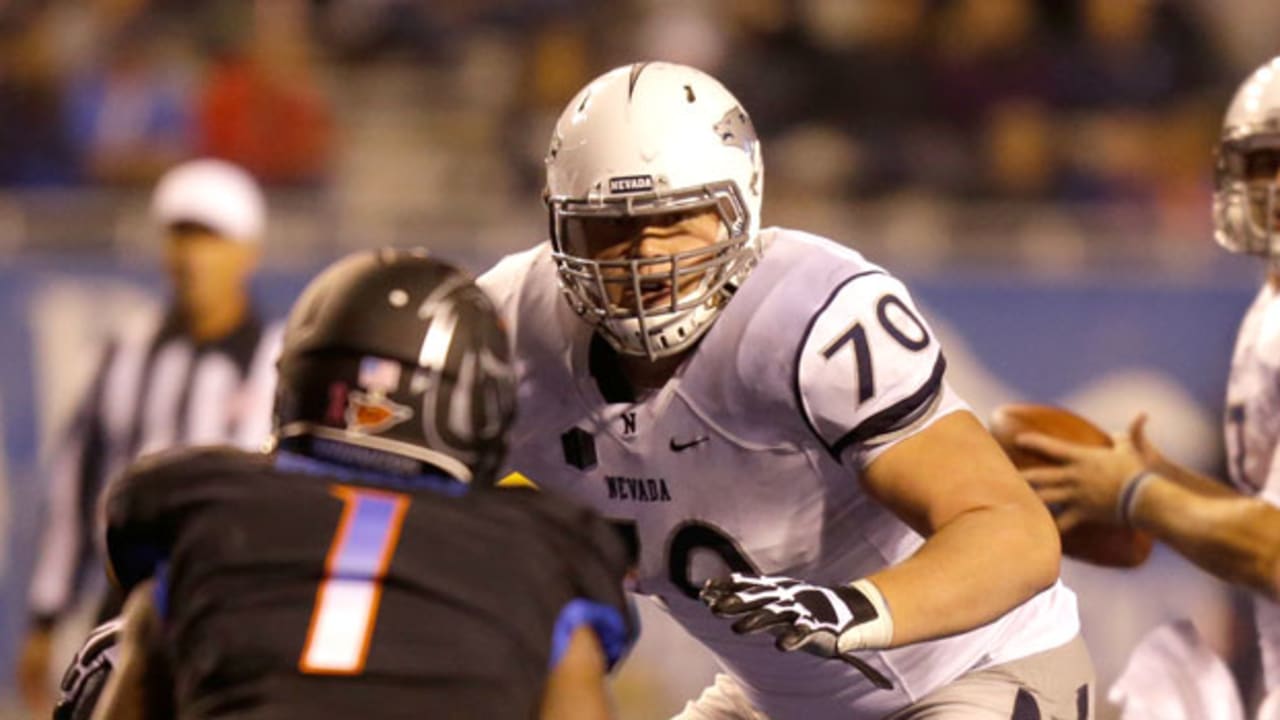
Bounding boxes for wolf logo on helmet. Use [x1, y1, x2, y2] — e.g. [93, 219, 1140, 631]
[714, 107, 758, 158]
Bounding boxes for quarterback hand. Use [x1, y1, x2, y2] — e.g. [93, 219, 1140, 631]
[700, 573, 894, 689]
[1017, 414, 1149, 531]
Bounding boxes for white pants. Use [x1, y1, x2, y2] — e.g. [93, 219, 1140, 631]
[676, 636, 1094, 720]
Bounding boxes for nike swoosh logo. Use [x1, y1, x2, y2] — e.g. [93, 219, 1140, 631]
[669, 436, 709, 452]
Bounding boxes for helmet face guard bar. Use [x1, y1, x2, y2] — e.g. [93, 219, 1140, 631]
[1215, 130, 1280, 256]
[553, 241, 738, 316]
[546, 181, 759, 358]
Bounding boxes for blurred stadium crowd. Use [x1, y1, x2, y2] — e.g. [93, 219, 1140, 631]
[0, 0, 1277, 268]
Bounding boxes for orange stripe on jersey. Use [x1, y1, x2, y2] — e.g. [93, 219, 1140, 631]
[298, 485, 410, 675]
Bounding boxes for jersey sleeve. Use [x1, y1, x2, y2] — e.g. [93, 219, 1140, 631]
[542, 501, 637, 672]
[795, 270, 949, 465]
[102, 447, 238, 593]
[475, 246, 540, 321]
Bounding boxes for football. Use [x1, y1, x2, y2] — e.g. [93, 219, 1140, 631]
[989, 403, 1154, 568]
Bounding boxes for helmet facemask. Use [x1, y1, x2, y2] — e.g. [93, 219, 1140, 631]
[548, 180, 759, 360]
[1215, 131, 1280, 258]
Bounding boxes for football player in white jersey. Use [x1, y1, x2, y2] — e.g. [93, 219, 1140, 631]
[478, 62, 1093, 719]
[1015, 57, 1280, 708]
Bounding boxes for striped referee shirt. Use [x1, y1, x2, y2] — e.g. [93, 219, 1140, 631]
[29, 306, 282, 623]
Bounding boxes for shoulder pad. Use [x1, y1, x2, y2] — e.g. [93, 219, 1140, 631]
[795, 270, 946, 459]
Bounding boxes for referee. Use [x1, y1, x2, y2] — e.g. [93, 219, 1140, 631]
[17, 159, 283, 714]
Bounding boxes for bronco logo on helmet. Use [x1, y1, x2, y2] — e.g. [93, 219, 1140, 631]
[345, 391, 412, 435]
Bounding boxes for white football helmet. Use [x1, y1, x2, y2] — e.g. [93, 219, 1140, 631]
[1214, 56, 1280, 257]
[545, 62, 764, 359]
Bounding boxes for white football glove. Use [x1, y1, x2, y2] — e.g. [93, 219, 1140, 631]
[700, 573, 894, 689]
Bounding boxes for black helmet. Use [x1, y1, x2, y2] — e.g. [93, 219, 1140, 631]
[273, 249, 515, 486]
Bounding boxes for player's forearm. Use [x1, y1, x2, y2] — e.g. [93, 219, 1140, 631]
[540, 627, 613, 720]
[1146, 456, 1236, 498]
[868, 501, 1060, 647]
[92, 582, 164, 720]
[1131, 476, 1280, 600]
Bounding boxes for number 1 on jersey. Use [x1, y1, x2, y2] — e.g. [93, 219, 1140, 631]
[300, 485, 410, 674]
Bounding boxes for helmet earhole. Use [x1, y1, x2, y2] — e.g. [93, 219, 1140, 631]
[684, 85, 696, 103]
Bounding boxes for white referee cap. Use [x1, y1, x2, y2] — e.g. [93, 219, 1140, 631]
[150, 158, 266, 243]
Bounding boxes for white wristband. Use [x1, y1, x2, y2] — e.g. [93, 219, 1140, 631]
[836, 578, 894, 652]
[1117, 470, 1157, 527]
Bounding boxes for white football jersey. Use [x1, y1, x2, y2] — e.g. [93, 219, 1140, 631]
[479, 228, 1081, 719]
[1224, 279, 1280, 692]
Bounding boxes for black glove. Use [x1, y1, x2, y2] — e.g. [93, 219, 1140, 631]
[701, 573, 894, 690]
[53, 617, 122, 720]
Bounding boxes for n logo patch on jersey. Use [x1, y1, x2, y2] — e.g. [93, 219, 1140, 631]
[561, 427, 598, 471]
[345, 391, 413, 435]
